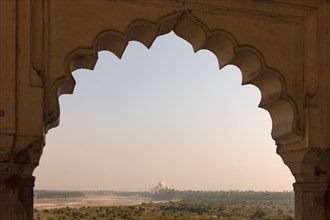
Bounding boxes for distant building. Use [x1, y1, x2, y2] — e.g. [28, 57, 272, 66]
[149, 180, 174, 194]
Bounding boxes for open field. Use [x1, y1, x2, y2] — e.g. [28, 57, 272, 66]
[33, 190, 294, 220]
[34, 195, 155, 210]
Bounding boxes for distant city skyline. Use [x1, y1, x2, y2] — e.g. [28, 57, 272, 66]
[34, 32, 294, 191]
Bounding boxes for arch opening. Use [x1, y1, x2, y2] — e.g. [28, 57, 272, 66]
[48, 11, 302, 146]
[36, 31, 294, 192]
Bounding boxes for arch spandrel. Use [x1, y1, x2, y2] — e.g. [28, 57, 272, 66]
[46, 8, 304, 146]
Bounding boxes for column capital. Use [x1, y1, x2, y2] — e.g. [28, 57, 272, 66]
[277, 147, 330, 183]
[0, 137, 44, 176]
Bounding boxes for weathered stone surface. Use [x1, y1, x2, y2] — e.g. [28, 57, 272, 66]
[0, 175, 35, 220]
[0, 1, 329, 219]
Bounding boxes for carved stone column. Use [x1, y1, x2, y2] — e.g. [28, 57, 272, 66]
[279, 147, 330, 220]
[0, 175, 35, 220]
[0, 137, 44, 220]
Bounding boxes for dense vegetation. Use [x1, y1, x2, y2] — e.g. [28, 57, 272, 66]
[35, 190, 85, 199]
[152, 190, 293, 202]
[34, 190, 294, 220]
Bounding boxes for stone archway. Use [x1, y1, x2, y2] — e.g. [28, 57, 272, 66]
[0, 1, 329, 219]
[53, 11, 301, 144]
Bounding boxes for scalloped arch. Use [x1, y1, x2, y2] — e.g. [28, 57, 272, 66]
[47, 11, 302, 144]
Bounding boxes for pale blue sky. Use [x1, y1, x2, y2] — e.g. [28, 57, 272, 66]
[34, 32, 294, 191]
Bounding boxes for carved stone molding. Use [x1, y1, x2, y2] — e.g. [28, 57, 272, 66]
[45, 10, 304, 146]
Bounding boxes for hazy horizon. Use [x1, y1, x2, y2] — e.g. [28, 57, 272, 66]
[34, 31, 294, 191]
[34, 189, 293, 192]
